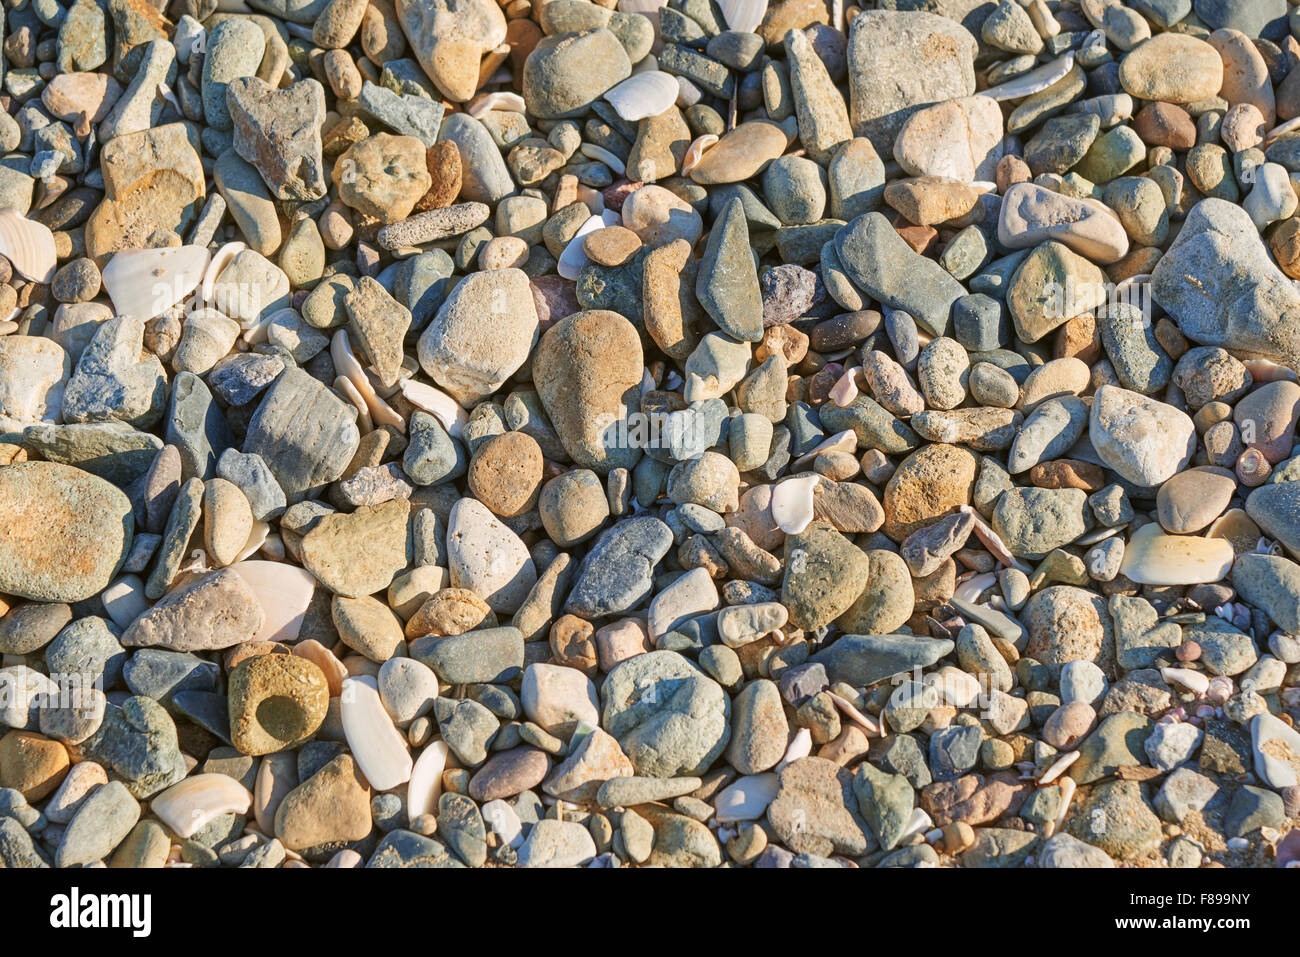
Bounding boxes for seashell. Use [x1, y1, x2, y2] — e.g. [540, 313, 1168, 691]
[341, 675, 413, 792]
[771, 473, 819, 534]
[714, 772, 779, 822]
[1038, 749, 1079, 785]
[826, 690, 881, 736]
[899, 807, 933, 844]
[557, 211, 618, 280]
[604, 71, 679, 122]
[954, 571, 998, 604]
[1206, 675, 1233, 704]
[1236, 447, 1271, 487]
[791, 429, 857, 470]
[1119, 522, 1234, 585]
[984, 53, 1074, 101]
[1265, 115, 1300, 146]
[331, 330, 406, 432]
[718, 0, 768, 34]
[399, 377, 469, 439]
[150, 773, 253, 839]
[1161, 667, 1210, 695]
[229, 559, 316, 644]
[1241, 357, 1299, 383]
[1205, 507, 1262, 556]
[777, 727, 812, 770]
[1052, 777, 1076, 836]
[103, 245, 211, 321]
[335, 375, 374, 434]
[830, 365, 860, 407]
[680, 134, 718, 178]
[1075, 524, 1123, 546]
[199, 241, 246, 304]
[294, 639, 348, 697]
[580, 142, 626, 175]
[959, 505, 1031, 572]
[406, 739, 451, 823]
[466, 91, 526, 118]
[0, 208, 57, 283]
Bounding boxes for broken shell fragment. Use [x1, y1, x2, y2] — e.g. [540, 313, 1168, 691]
[340, 675, 413, 792]
[1119, 522, 1235, 585]
[150, 773, 253, 839]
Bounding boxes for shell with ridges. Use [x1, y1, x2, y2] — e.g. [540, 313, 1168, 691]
[604, 71, 679, 122]
[0, 208, 57, 283]
[718, 0, 768, 33]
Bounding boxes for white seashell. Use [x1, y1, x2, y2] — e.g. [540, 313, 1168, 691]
[1161, 667, 1210, 695]
[1265, 115, 1300, 146]
[899, 808, 933, 843]
[1075, 524, 1123, 546]
[830, 365, 859, 407]
[771, 473, 819, 534]
[557, 211, 618, 280]
[984, 53, 1075, 101]
[228, 559, 316, 644]
[235, 521, 268, 563]
[1051, 776, 1076, 835]
[825, 690, 881, 736]
[1038, 749, 1080, 785]
[580, 142, 626, 175]
[0, 208, 57, 283]
[335, 375, 374, 434]
[150, 773, 253, 839]
[714, 772, 779, 822]
[954, 571, 998, 604]
[399, 378, 469, 439]
[199, 241, 245, 304]
[341, 675, 413, 792]
[103, 245, 210, 321]
[406, 739, 451, 823]
[330, 330, 406, 432]
[718, 0, 768, 34]
[959, 505, 1031, 572]
[791, 429, 857, 470]
[604, 71, 680, 122]
[1119, 522, 1235, 585]
[777, 727, 812, 770]
[466, 91, 526, 118]
[679, 134, 718, 178]
[1241, 357, 1299, 383]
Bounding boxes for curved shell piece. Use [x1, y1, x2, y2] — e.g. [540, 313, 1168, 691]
[150, 773, 253, 839]
[331, 329, 406, 431]
[406, 739, 451, 823]
[199, 241, 246, 304]
[680, 134, 718, 178]
[341, 675, 413, 792]
[467, 91, 525, 117]
[984, 53, 1074, 101]
[771, 474, 819, 535]
[718, 0, 768, 33]
[103, 245, 211, 321]
[0, 208, 57, 283]
[229, 559, 317, 644]
[604, 71, 679, 122]
[1119, 522, 1235, 586]
[400, 378, 470, 438]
